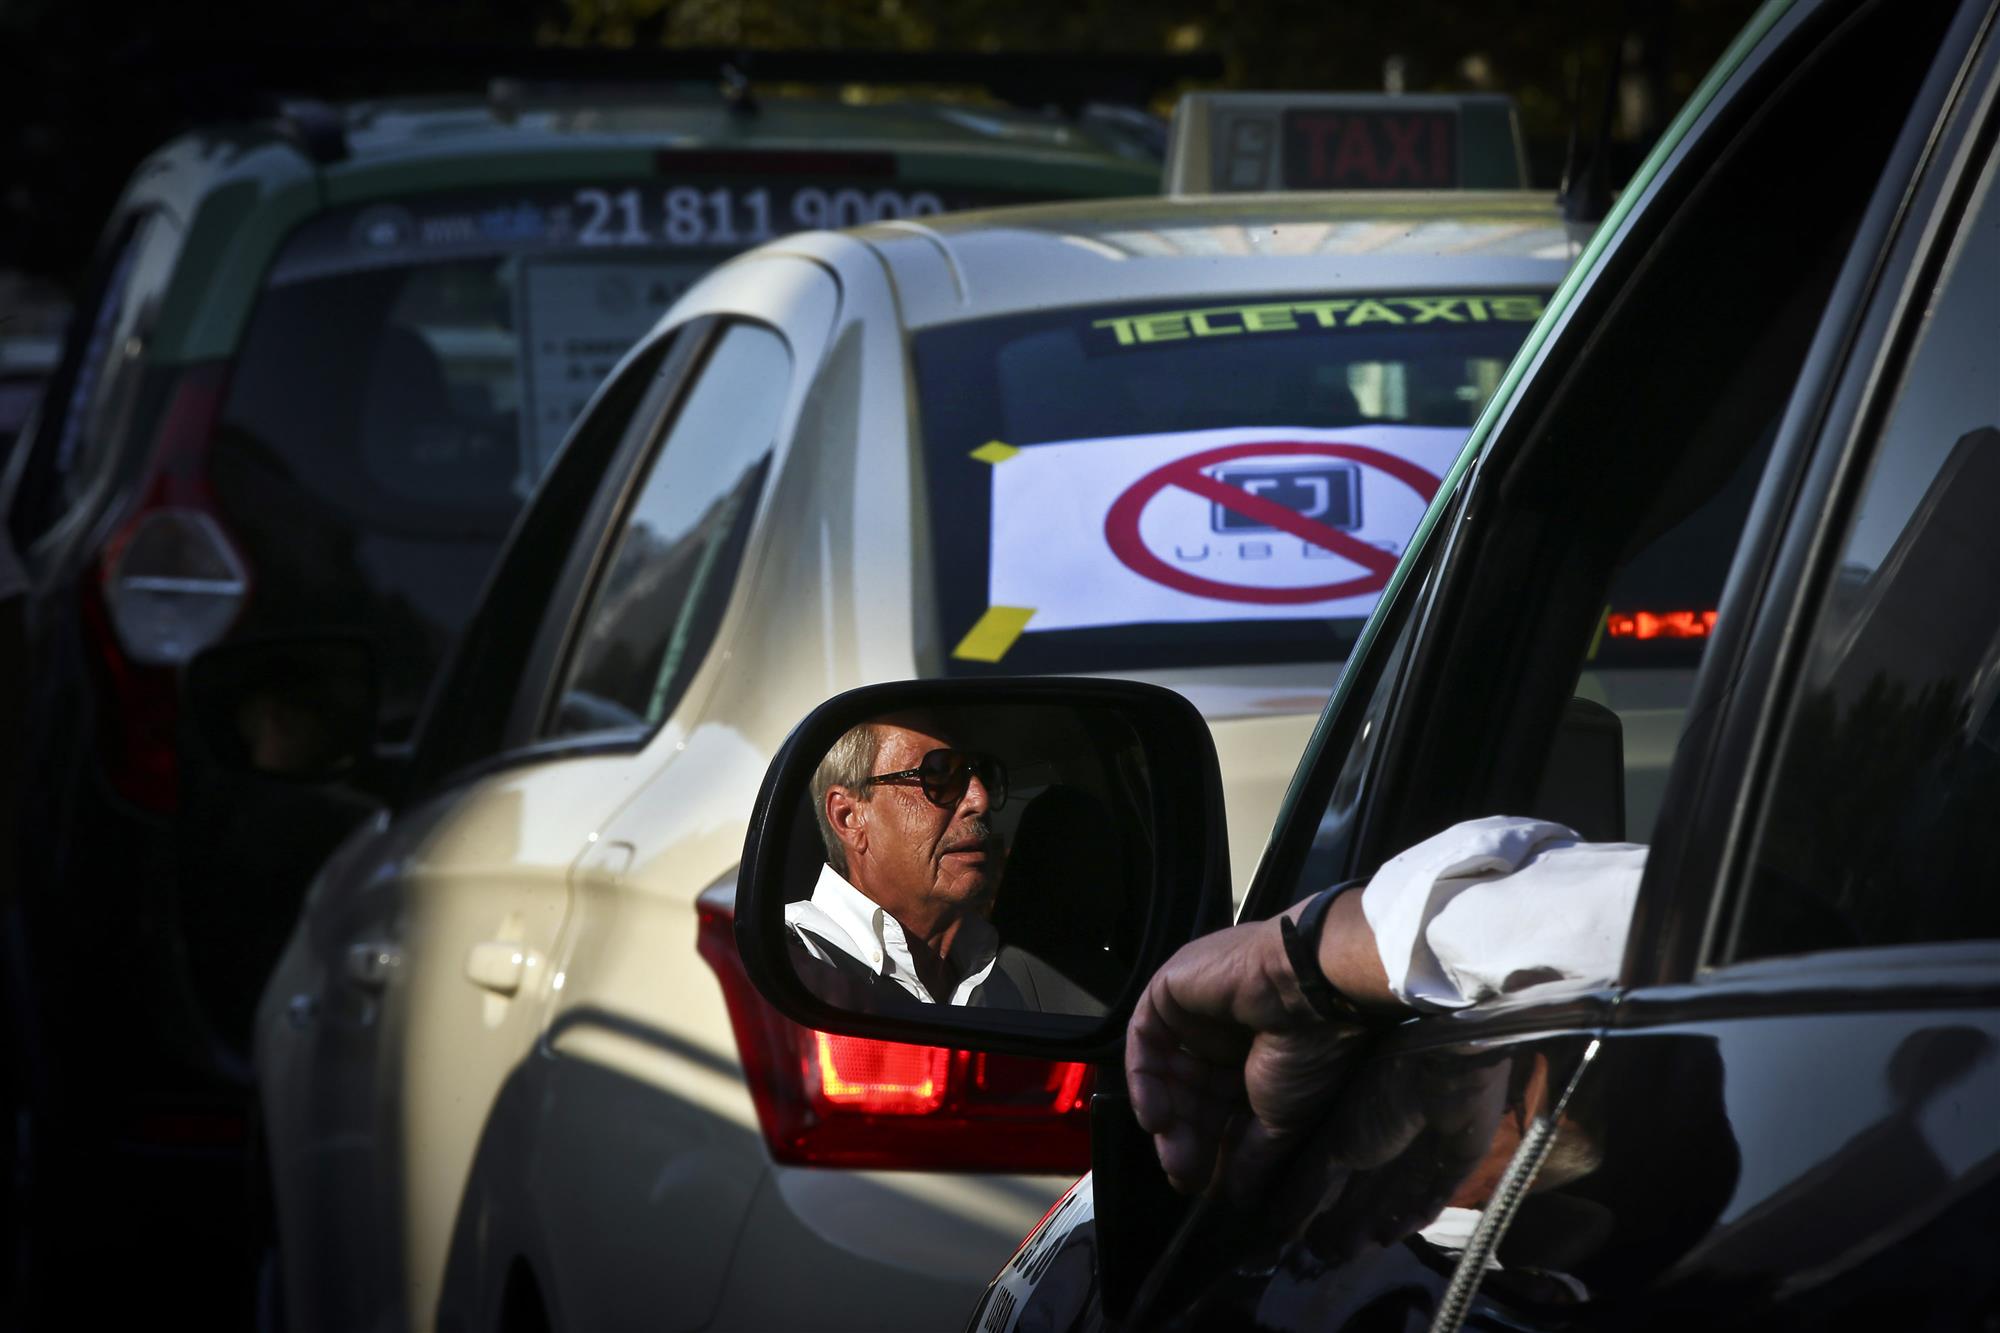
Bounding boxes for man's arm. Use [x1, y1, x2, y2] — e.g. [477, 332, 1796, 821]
[1124, 890, 1399, 1194]
[1126, 817, 1644, 1196]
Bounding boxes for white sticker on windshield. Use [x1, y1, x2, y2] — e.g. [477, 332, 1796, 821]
[988, 425, 1465, 632]
[515, 257, 710, 480]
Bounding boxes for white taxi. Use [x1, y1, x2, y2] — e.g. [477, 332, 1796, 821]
[235, 190, 1578, 1331]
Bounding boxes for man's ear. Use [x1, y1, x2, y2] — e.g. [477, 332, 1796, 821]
[825, 786, 868, 861]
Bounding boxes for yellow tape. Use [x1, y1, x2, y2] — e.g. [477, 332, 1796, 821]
[969, 440, 1020, 465]
[951, 606, 1035, 663]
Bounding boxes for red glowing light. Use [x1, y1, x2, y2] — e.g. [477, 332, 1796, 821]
[1606, 609, 1719, 641]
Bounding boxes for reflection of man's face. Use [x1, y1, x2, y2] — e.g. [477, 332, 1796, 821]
[839, 724, 1006, 937]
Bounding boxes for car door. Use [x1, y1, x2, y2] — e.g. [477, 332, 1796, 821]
[257, 328, 700, 1332]
[1115, 0, 1996, 1327]
[1556, 22, 2000, 1320]
[427, 257, 842, 1333]
[1419, 25, 2000, 1324]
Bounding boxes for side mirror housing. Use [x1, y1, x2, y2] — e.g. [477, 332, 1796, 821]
[185, 636, 384, 786]
[735, 677, 1232, 1062]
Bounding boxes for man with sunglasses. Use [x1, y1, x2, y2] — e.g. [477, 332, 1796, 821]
[790, 716, 1101, 1014]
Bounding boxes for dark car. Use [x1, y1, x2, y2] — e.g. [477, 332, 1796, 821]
[727, 0, 2000, 1327]
[0, 72, 1168, 1318]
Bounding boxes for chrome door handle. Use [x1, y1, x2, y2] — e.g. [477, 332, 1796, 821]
[465, 940, 528, 997]
[344, 942, 402, 992]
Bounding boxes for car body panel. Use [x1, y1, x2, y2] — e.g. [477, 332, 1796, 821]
[1140, 986, 2000, 1329]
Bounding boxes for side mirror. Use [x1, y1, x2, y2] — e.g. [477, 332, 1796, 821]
[185, 636, 379, 783]
[735, 678, 1232, 1061]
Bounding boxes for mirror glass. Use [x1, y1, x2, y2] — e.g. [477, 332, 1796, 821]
[779, 704, 1157, 1018]
[187, 638, 378, 780]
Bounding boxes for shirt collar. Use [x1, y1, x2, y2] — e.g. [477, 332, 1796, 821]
[786, 862, 999, 1005]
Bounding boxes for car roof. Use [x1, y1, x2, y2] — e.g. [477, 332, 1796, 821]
[844, 191, 1582, 329]
[125, 92, 1159, 208]
[339, 93, 1147, 162]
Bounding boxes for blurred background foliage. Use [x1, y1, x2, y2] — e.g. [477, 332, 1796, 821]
[2, 0, 1754, 288]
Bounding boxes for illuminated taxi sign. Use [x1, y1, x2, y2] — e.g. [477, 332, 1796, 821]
[1165, 92, 1529, 195]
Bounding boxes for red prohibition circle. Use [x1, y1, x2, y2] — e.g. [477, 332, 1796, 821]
[1102, 441, 1443, 605]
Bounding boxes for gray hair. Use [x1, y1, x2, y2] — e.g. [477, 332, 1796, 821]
[810, 722, 881, 875]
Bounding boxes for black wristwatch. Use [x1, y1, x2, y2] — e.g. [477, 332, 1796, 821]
[1278, 879, 1372, 1024]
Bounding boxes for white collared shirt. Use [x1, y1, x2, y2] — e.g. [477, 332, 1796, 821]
[1361, 815, 1648, 1010]
[785, 862, 1000, 1006]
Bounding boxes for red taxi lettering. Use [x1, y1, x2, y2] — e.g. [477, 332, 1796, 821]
[1283, 110, 1458, 188]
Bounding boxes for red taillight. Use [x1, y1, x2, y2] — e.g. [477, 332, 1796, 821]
[82, 362, 247, 811]
[814, 1033, 948, 1113]
[696, 884, 1094, 1173]
[1605, 608, 1718, 640]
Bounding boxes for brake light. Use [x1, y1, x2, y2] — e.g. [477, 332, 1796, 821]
[815, 1033, 948, 1112]
[82, 362, 247, 811]
[696, 883, 1093, 1173]
[1606, 609, 1718, 640]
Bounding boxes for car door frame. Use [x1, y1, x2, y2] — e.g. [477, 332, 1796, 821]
[1145, 1, 1999, 1323]
[398, 316, 721, 800]
[1633, 0, 2000, 990]
[1350, 2, 1995, 1323]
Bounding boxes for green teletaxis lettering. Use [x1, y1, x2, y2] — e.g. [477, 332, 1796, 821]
[1091, 294, 1546, 346]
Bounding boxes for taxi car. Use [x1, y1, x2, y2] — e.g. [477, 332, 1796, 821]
[721, 0, 2000, 1328]
[0, 76, 1168, 1312]
[210, 190, 1581, 1330]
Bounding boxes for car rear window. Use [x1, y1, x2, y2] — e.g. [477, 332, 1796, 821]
[912, 291, 1548, 675]
[211, 180, 1043, 728]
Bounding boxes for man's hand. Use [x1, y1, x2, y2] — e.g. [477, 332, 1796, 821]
[1124, 891, 1398, 1197]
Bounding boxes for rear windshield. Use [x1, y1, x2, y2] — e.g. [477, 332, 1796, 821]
[912, 291, 1547, 676]
[212, 179, 1044, 727]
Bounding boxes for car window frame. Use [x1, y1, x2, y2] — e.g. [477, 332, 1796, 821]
[505, 313, 797, 753]
[1690, 2, 2000, 986]
[1242, 0, 1891, 924]
[1236, 0, 1820, 929]
[401, 321, 710, 797]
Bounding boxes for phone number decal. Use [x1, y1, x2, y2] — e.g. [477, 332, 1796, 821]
[571, 185, 945, 247]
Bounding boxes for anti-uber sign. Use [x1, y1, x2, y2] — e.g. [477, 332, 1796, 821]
[988, 426, 1459, 632]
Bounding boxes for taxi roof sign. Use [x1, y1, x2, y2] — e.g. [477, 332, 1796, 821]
[1165, 92, 1530, 195]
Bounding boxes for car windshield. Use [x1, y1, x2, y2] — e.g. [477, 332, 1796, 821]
[912, 290, 1548, 676]
[212, 179, 1038, 729]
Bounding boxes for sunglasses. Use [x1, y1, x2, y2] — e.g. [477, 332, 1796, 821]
[862, 748, 1009, 810]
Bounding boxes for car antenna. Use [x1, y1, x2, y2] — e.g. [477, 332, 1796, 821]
[1557, 14, 1626, 225]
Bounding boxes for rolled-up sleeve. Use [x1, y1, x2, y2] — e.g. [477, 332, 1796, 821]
[1359, 816, 1646, 1010]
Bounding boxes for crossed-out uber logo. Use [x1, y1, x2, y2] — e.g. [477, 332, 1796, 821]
[1172, 461, 1397, 564]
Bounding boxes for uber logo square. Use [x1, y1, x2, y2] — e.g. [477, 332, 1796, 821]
[1211, 463, 1360, 532]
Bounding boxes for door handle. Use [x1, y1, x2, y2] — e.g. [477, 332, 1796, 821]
[344, 942, 401, 992]
[466, 940, 529, 997]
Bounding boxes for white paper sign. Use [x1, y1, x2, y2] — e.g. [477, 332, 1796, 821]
[988, 425, 1466, 632]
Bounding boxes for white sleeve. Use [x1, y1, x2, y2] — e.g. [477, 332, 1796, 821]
[1358, 815, 1646, 1011]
